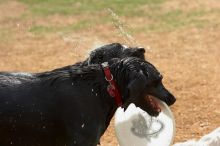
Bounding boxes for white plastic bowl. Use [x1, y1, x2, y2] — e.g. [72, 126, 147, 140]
[114, 98, 175, 146]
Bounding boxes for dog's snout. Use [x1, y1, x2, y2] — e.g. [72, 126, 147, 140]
[166, 93, 176, 106]
[148, 83, 176, 106]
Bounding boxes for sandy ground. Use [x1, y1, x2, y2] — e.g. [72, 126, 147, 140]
[0, 1, 220, 145]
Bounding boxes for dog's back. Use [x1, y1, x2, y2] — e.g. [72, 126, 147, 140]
[0, 66, 105, 146]
[0, 72, 66, 146]
[0, 72, 37, 104]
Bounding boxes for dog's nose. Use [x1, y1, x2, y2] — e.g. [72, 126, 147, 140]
[166, 94, 176, 106]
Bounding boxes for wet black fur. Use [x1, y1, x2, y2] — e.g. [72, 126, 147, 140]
[67, 43, 145, 67]
[0, 43, 147, 146]
[0, 57, 176, 146]
[87, 43, 145, 64]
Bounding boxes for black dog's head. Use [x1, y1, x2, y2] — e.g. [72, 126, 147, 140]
[88, 43, 145, 64]
[110, 57, 176, 116]
[88, 43, 175, 116]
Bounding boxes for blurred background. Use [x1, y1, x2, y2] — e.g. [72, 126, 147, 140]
[0, 0, 220, 145]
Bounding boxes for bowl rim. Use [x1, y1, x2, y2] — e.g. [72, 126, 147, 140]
[114, 101, 176, 146]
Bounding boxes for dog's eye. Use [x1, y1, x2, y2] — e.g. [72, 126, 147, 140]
[152, 80, 159, 86]
[146, 80, 159, 88]
[152, 79, 162, 87]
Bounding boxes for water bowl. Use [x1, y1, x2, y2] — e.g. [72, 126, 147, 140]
[114, 98, 175, 146]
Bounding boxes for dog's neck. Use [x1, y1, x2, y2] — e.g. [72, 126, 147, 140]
[101, 62, 123, 107]
[100, 59, 133, 121]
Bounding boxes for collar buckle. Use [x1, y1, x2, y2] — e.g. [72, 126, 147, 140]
[101, 62, 122, 106]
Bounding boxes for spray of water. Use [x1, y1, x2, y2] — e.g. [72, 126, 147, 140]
[61, 8, 149, 58]
[107, 8, 139, 47]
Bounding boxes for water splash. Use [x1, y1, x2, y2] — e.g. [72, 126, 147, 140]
[61, 33, 104, 58]
[107, 8, 139, 47]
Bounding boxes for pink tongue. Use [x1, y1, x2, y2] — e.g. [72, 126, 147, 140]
[145, 96, 161, 113]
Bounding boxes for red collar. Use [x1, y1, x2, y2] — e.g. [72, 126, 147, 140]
[101, 62, 122, 106]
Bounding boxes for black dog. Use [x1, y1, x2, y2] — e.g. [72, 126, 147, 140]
[0, 57, 175, 146]
[87, 43, 145, 64]
[70, 43, 145, 67]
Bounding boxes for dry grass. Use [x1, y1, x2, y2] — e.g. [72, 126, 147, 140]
[163, 0, 220, 12]
[0, 0, 220, 145]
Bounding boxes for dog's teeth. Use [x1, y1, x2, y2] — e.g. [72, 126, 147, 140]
[157, 108, 161, 112]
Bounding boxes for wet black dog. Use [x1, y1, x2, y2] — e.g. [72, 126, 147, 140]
[0, 56, 175, 146]
[87, 43, 145, 64]
[70, 43, 145, 67]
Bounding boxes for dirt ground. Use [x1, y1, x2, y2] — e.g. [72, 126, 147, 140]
[0, 1, 220, 145]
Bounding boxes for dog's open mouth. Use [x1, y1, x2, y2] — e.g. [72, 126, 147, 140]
[144, 95, 161, 114]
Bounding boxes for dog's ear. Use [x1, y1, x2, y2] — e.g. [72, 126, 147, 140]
[132, 48, 145, 59]
[135, 47, 145, 53]
[123, 47, 145, 59]
[126, 70, 147, 99]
